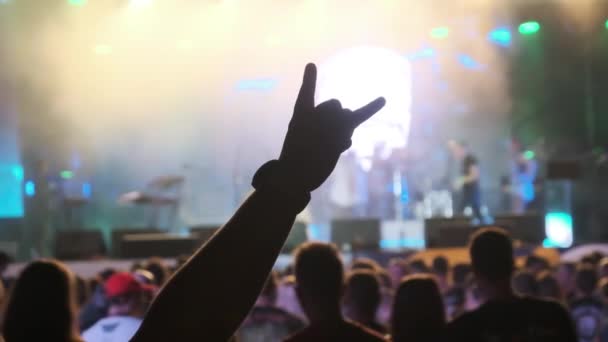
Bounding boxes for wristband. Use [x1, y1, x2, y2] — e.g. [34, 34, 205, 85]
[252, 160, 311, 213]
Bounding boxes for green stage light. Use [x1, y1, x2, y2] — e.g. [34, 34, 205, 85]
[60, 170, 74, 179]
[523, 150, 535, 160]
[605, 19, 608, 29]
[519, 21, 540, 35]
[68, 0, 87, 6]
[430, 26, 449, 39]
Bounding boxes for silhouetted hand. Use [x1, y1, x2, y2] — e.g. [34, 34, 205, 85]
[279, 63, 386, 192]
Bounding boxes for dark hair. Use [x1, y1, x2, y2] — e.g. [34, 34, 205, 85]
[511, 270, 539, 297]
[351, 258, 381, 272]
[432, 255, 449, 277]
[344, 270, 381, 318]
[0, 251, 12, 270]
[377, 269, 392, 289]
[294, 242, 343, 304]
[99, 268, 116, 281]
[282, 264, 294, 277]
[469, 227, 514, 282]
[587, 252, 605, 266]
[444, 286, 465, 306]
[88, 277, 100, 294]
[144, 257, 170, 286]
[576, 264, 598, 296]
[444, 286, 466, 321]
[391, 275, 446, 342]
[537, 271, 561, 300]
[599, 258, 608, 277]
[3, 260, 81, 342]
[452, 263, 472, 286]
[558, 262, 576, 275]
[75, 275, 90, 307]
[525, 255, 549, 272]
[130, 262, 144, 272]
[599, 277, 608, 298]
[407, 259, 429, 274]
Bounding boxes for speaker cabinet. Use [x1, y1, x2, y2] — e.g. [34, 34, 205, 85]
[112, 228, 162, 257]
[120, 233, 199, 258]
[331, 219, 381, 251]
[55, 230, 106, 260]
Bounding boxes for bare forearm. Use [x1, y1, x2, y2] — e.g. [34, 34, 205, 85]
[133, 189, 306, 341]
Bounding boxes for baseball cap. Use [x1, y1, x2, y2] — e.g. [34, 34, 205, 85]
[105, 272, 155, 298]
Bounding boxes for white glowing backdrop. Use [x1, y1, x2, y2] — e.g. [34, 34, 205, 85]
[317, 46, 412, 168]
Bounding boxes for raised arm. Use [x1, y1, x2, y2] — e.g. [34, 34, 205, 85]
[132, 63, 385, 342]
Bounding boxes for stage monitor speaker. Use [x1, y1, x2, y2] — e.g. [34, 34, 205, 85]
[55, 230, 106, 260]
[425, 217, 475, 248]
[112, 228, 162, 257]
[189, 225, 220, 245]
[493, 214, 544, 245]
[425, 215, 545, 248]
[331, 219, 380, 251]
[282, 222, 308, 253]
[119, 233, 199, 258]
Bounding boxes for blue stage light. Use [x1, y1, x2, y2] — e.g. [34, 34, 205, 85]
[25, 181, 35, 197]
[407, 48, 435, 61]
[457, 54, 483, 70]
[488, 27, 511, 46]
[236, 79, 277, 91]
[82, 183, 92, 198]
[544, 212, 573, 248]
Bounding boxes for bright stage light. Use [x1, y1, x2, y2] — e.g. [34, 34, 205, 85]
[430, 26, 449, 39]
[605, 19, 608, 30]
[457, 54, 483, 70]
[519, 21, 540, 35]
[68, 0, 87, 6]
[92, 44, 112, 55]
[488, 27, 511, 46]
[25, 181, 35, 197]
[317, 46, 412, 168]
[60, 170, 74, 179]
[129, 0, 153, 9]
[177, 39, 194, 51]
[544, 212, 573, 248]
[82, 183, 92, 198]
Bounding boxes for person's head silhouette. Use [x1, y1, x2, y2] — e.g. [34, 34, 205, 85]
[294, 242, 344, 323]
[469, 227, 515, 301]
[3, 260, 81, 342]
[512, 269, 539, 297]
[575, 263, 598, 298]
[343, 269, 383, 332]
[391, 274, 445, 342]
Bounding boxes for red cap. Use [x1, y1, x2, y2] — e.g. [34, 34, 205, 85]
[105, 272, 154, 298]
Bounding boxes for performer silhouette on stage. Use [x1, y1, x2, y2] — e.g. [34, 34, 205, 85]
[449, 140, 482, 222]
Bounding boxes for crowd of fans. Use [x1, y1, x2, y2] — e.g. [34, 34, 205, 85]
[1, 63, 605, 341]
[0, 227, 608, 341]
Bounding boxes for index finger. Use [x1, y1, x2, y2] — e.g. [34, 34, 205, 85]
[294, 63, 317, 116]
[351, 97, 386, 128]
